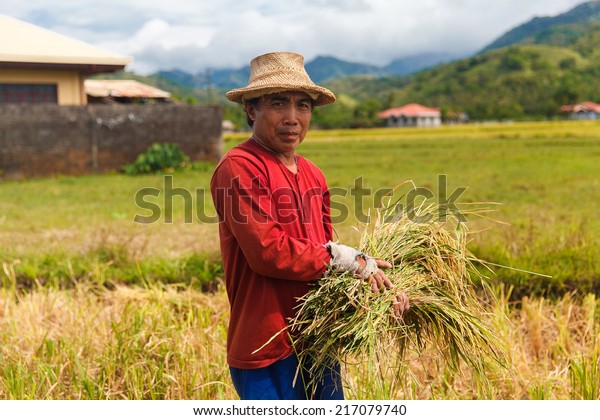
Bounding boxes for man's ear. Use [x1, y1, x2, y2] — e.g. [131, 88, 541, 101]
[244, 103, 256, 122]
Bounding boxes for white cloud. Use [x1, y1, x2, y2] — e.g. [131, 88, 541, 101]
[0, 0, 589, 74]
[97, 19, 214, 54]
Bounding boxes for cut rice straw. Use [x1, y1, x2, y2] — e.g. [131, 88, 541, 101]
[289, 188, 510, 395]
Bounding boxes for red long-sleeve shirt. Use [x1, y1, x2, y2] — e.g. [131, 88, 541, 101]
[210, 139, 333, 369]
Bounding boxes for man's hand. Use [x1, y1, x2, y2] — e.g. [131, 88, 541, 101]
[357, 257, 392, 292]
[392, 291, 410, 320]
[326, 242, 389, 287]
[326, 242, 410, 318]
[357, 257, 410, 321]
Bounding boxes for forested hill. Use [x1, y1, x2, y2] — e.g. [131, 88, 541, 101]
[480, 1, 600, 52]
[319, 27, 600, 123]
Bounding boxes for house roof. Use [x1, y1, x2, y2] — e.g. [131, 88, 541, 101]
[560, 101, 600, 114]
[85, 80, 171, 99]
[378, 103, 441, 119]
[0, 14, 131, 73]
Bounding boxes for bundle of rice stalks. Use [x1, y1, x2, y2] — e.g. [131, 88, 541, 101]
[290, 196, 508, 394]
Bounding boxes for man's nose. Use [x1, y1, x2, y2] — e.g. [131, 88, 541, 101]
[283, 106, 299, 124]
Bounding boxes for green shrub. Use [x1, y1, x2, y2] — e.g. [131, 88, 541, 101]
[123, 143, 189, 175]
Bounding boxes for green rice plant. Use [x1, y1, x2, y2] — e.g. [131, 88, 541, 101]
[289, 193, 509, 396]
[527, 382, 551, 400]
[2, 364, 31, 399]
[1, 260, 18, 292]
[569, 293, 600, 400]
[569, 352, 600, 399]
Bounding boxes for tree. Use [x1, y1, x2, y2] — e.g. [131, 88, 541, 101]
[351, 99, 383, 128]
[500, 47, 528, 71]
[312, 102, 354, 129]
[553, 73, 585, 106]
[559, 57, 577, 70]
[222, 104, 249, 131]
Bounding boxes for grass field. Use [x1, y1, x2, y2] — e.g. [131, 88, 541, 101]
[1, 120, 599, 399]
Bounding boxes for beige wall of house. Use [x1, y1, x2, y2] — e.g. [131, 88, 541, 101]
[0, 69, 86, 105]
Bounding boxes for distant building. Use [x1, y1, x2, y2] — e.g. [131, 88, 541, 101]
[0, 14, 130, 105]
[221, 120, 236, 133]
[378, 103, 441, 128]
[85, 79, 172, 104]
[560, 101, 600, 120]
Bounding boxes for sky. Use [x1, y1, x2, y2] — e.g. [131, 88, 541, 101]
[0, 0, 590, 75]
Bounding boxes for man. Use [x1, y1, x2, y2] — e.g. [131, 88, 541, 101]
[210, 52, 408, 400]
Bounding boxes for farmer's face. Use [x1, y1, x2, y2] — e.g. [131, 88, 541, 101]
[245, 91, 313, 156]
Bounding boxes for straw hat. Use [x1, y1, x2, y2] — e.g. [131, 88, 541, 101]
[226, 52, 336, 106]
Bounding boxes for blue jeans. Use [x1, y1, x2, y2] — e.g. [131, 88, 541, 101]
[229, 355, 344, 400]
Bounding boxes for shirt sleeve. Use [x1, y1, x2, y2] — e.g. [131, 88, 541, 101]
[211, 156, 331, 281]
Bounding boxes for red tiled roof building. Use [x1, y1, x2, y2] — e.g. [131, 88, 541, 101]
[378, 103, 441, 127]
[560, 101, 600, 120]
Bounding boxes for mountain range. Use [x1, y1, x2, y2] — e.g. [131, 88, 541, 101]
[149, 1, 600, 90]
[106, 1, 600, 123]
[155, 52, 464, 89]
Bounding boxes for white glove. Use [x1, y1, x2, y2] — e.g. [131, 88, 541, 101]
[325, 241, 378, 279]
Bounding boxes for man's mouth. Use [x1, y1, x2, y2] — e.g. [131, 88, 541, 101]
[280, 131, 299, 138]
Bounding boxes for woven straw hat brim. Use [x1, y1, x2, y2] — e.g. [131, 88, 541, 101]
[226, 83, 335, 106]
[226, 52, 336, 106]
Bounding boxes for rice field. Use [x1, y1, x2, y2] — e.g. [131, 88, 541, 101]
[1, 120, 599, 399]
[0, 280, 597, 399]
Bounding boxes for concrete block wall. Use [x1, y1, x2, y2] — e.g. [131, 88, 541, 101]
[0, 104, 223, 178]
